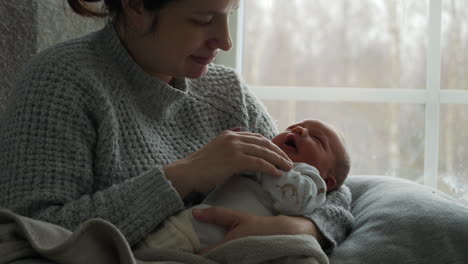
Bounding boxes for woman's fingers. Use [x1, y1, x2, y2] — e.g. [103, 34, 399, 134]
[235, 132, 292, 162]
[193, 207, 307, 256]
[229, 126, 242, 132]
[219, 131, 293, 176]
[237, 143, 292, 176]
[192, 207, 243, 227]
[174, 130, 293, 193]
[193, 207, 246, 255]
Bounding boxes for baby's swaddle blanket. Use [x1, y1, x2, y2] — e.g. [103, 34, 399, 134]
[203, 163, 326, 215]
[195, 162, 326, 247]
[260, 163, 327, 215]
[0, 208, 329, 264]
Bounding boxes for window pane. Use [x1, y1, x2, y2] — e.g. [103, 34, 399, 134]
[439, 105, 468, 204]
[263, 100, 425, 181]
[243, 0, 428, 89]
[441, 0, 468, 90]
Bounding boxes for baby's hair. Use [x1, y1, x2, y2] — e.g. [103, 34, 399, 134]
[330, 127, 351, 191]
[333, 148, 351, 190]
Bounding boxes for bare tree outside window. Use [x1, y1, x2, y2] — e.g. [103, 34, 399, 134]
[243, 0, 468, 203]
[439, 0, 468, 201]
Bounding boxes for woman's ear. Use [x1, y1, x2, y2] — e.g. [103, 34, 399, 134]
[121, 0, 145, 14]
[119, 0, 155, 35]
[120, 0, 149, 27]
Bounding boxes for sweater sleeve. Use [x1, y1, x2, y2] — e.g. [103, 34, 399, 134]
[0, 62, 184, 246]
[303, 185, 354, 252]
[236, 73, 354, 252]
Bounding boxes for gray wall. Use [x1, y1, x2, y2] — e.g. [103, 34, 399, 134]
[0, 1, 38, 112]
[0, 0, 103, 113]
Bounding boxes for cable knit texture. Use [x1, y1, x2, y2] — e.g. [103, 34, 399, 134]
[0, 23, 353, 249]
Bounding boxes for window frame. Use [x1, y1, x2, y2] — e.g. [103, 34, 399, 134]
[217, 0, 468, 189]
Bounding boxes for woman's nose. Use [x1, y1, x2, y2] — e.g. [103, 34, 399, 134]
[206, 18, 233, 51]
[206, 37, 232, 51]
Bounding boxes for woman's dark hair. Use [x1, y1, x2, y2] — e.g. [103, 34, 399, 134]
[67, 0, 174, 18]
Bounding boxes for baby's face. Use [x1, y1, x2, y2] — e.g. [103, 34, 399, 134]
[272, 120, 346, 188]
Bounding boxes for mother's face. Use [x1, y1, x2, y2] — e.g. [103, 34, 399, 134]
[118, 0, 237, 82]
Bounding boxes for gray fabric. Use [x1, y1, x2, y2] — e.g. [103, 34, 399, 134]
[329, 175, 468, 264]
[136, 235, 329, 264]
[0, 208, 328, 264]
[202, 235, 328, 264]
[0, 22, 353, 249]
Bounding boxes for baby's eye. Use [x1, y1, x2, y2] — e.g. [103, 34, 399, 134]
[313, 136, 325, 148]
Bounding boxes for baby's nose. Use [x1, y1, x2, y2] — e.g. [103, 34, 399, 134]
[292, 126, 306, 136]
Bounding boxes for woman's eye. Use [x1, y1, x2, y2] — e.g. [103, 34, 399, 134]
[192, 18, 213, 26]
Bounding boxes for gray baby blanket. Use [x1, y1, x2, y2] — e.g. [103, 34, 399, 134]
[0, 208, 328, 264]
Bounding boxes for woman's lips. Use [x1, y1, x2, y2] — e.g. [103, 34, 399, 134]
[191, 55, 215, 65]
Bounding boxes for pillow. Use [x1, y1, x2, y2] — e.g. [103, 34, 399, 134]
[329, 175, 468, 264]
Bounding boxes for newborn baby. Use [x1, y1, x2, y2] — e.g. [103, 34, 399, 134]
[139, 119, 351, 252]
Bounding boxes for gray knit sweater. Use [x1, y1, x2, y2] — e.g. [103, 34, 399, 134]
[0, 23, 353, 249]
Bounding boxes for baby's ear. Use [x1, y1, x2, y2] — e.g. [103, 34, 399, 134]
[325, 177, 337, 191]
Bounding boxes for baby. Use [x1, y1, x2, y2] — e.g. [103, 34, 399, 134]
[138, 119, 351, 252]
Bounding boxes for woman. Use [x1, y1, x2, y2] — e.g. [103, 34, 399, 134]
[0, 0, 353, 254]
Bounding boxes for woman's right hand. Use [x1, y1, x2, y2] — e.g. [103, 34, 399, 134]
[164, 129, 294, 198]
[193, 207, 324, 255]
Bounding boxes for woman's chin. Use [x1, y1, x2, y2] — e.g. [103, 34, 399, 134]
[186, 64, 210, 79]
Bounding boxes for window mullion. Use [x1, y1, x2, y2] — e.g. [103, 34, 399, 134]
[235, 0, 245, 74]
[252, 86, 427, 103]
[424, 0, 442, 188]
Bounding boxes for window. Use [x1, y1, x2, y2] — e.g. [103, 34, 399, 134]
[234, 0, 468, 203]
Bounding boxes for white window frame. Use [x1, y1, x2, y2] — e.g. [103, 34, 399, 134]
[217, 0, 468, 189]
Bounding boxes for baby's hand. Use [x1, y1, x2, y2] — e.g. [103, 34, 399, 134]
[262, 163, 326, 215]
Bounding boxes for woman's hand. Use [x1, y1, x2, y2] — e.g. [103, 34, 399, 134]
[192, 207, 324, 255]
[164, 130, 293, 197]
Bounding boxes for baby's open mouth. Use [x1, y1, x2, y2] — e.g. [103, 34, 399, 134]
[285, 134, 297, 151]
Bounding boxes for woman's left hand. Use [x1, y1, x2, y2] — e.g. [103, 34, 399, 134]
[192, 207, 323, 255]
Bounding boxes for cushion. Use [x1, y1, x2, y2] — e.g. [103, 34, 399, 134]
[329, 175, 468, 264]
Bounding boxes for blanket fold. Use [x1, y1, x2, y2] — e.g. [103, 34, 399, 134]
[0, 209, 328, 264]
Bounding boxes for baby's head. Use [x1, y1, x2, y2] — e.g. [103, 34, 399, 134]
[272, 119, 350, 192]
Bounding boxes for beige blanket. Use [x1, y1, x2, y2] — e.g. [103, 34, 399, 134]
[0, 209, 328, 264]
